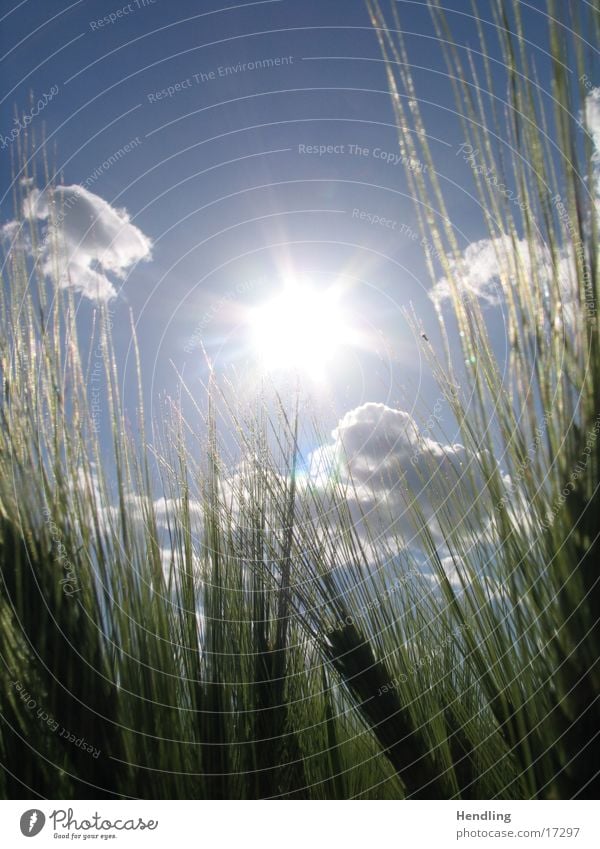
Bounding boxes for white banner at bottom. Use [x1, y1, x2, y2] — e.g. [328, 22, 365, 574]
[0, 800, 597, 848]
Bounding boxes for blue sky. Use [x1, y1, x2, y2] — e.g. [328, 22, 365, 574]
[0, 0, 565, 441]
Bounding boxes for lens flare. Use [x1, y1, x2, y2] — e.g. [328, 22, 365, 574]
[247, 280, 352, 378]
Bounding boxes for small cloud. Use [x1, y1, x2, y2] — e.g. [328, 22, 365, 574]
[310, 402, 487, 546]
[584, 87, 600, 210]
[0, 219, 22, 242]
[430, 235, 547, 306]
[585, 86, 600, 155]
[9, 183, 152, 301]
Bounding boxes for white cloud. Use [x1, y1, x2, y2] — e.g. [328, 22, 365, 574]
[586, 86, 600, 153]
[432, 89, 600, 310]
[0, 218, 22, 242]
[430, 234, 553, 307]
[18, 183, 152, 300]
[584, 86, 600, 210]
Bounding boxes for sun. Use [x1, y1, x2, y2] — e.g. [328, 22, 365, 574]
[247, 280, 351, 378]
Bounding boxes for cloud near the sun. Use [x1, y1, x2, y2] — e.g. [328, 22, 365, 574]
[13, 183, 152, 300]
[430, 89, 600, 309]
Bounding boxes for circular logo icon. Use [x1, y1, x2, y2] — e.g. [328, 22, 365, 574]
[19, 810, 46, 837]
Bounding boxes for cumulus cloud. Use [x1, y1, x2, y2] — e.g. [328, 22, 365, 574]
[429, 224, 584, 322]
[15, 183, 152, 300]
[585, 87, 600, 145]
[584, 86, 600, 209]
[429, 234, 581, 321]
[63, 405, 493, 593]
[431, 89, 600, 309]
[309, 402, 489, 546]
[430, 234, 548, 306]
